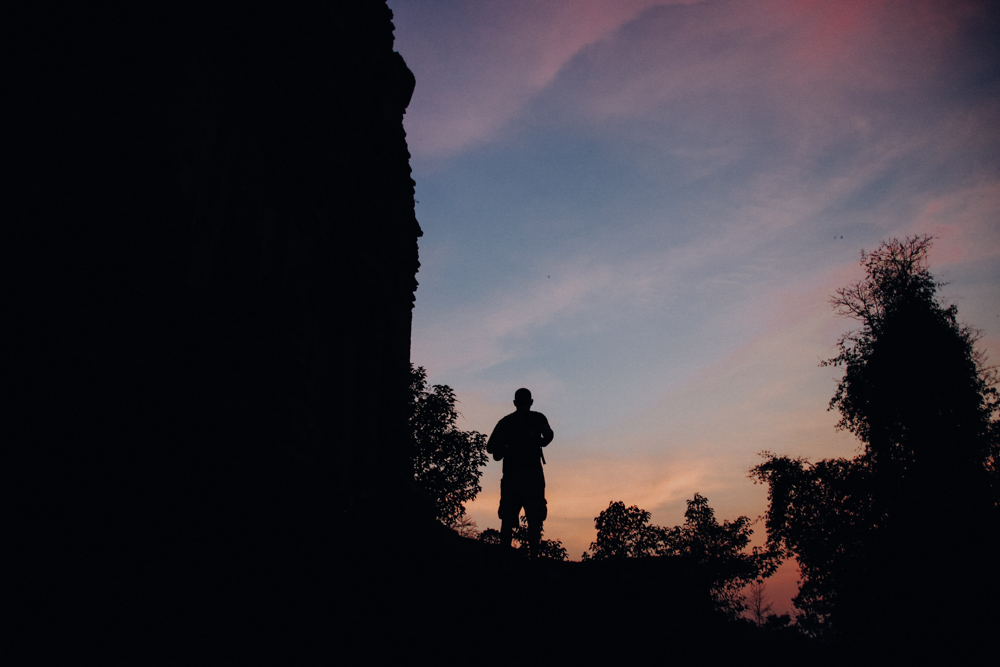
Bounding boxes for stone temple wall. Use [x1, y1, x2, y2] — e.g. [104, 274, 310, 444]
[12, 1, 422, 649]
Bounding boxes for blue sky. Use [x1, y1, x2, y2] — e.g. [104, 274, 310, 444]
[388, 0, 1000, 609]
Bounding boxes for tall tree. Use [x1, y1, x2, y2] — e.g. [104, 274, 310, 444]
[752, 236, 999, 641]
[824, 235, 997, 486]
[409, 365, 488, 528]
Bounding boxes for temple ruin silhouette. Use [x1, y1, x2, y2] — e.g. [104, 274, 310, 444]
[13, 2, 425, 657]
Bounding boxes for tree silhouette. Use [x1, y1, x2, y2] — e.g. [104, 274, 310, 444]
[824, 235, 997, 484]
[744, 580, 774, 628]
[451, 515, 480, 539]
[658, 494, 779, 617]
[751, 236, 999, 641]
[750, 455, 873, 634]
[582, 501, 662, 560]
[409, 365, 488, 527]
[583, 496, 777, 616]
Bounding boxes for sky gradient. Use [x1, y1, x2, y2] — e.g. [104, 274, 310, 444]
[388, 0, 1000, 613]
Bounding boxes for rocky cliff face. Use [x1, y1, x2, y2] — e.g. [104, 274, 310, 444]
[13, 2, 421, 653]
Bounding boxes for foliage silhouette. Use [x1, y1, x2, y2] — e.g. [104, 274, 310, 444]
[658, 494, 780, 617]
[750, 455, 873, 635]
[479, 527, 503, 545]
[751, 236, 999, 641]
[583, 496, 777, 617]
[513, 519, 568, 561]
[409, 365, 488, 527]
[823, 235, 997, 480]
[479, 518, 568, 560]
[583, 501, 662, 560]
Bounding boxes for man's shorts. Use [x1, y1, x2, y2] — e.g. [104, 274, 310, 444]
[498, 476, 547, 524]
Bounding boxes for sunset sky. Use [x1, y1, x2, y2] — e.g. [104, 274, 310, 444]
[387, 0, 1000, 612]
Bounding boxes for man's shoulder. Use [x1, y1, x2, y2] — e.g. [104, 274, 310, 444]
[501, 410, 547, 421]
[497, 411, 519, 424]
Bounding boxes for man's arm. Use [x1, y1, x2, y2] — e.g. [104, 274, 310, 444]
[486, 419, 507, 461]
[538, 414, 554, 447]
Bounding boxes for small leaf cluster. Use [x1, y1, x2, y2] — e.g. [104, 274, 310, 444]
[478, 519, 569, 561]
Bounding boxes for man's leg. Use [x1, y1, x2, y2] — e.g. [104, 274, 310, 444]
[500, 515, 517, 548]
[525, 518, 542, 556]
[498, 481, 520, 548]
[524, 491, 547, 557]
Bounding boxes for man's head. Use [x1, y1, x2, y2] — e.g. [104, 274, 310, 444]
[514, 388, 532, 411]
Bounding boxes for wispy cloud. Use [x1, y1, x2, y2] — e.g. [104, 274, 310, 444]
[392, 0, 689, 157]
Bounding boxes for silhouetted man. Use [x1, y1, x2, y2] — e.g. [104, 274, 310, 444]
[487, 388, 553, 555]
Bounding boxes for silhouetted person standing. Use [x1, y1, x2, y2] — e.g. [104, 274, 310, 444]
[487, 388, 553, 555]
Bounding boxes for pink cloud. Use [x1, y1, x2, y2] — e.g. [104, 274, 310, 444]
[558, 0, 990, 149]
